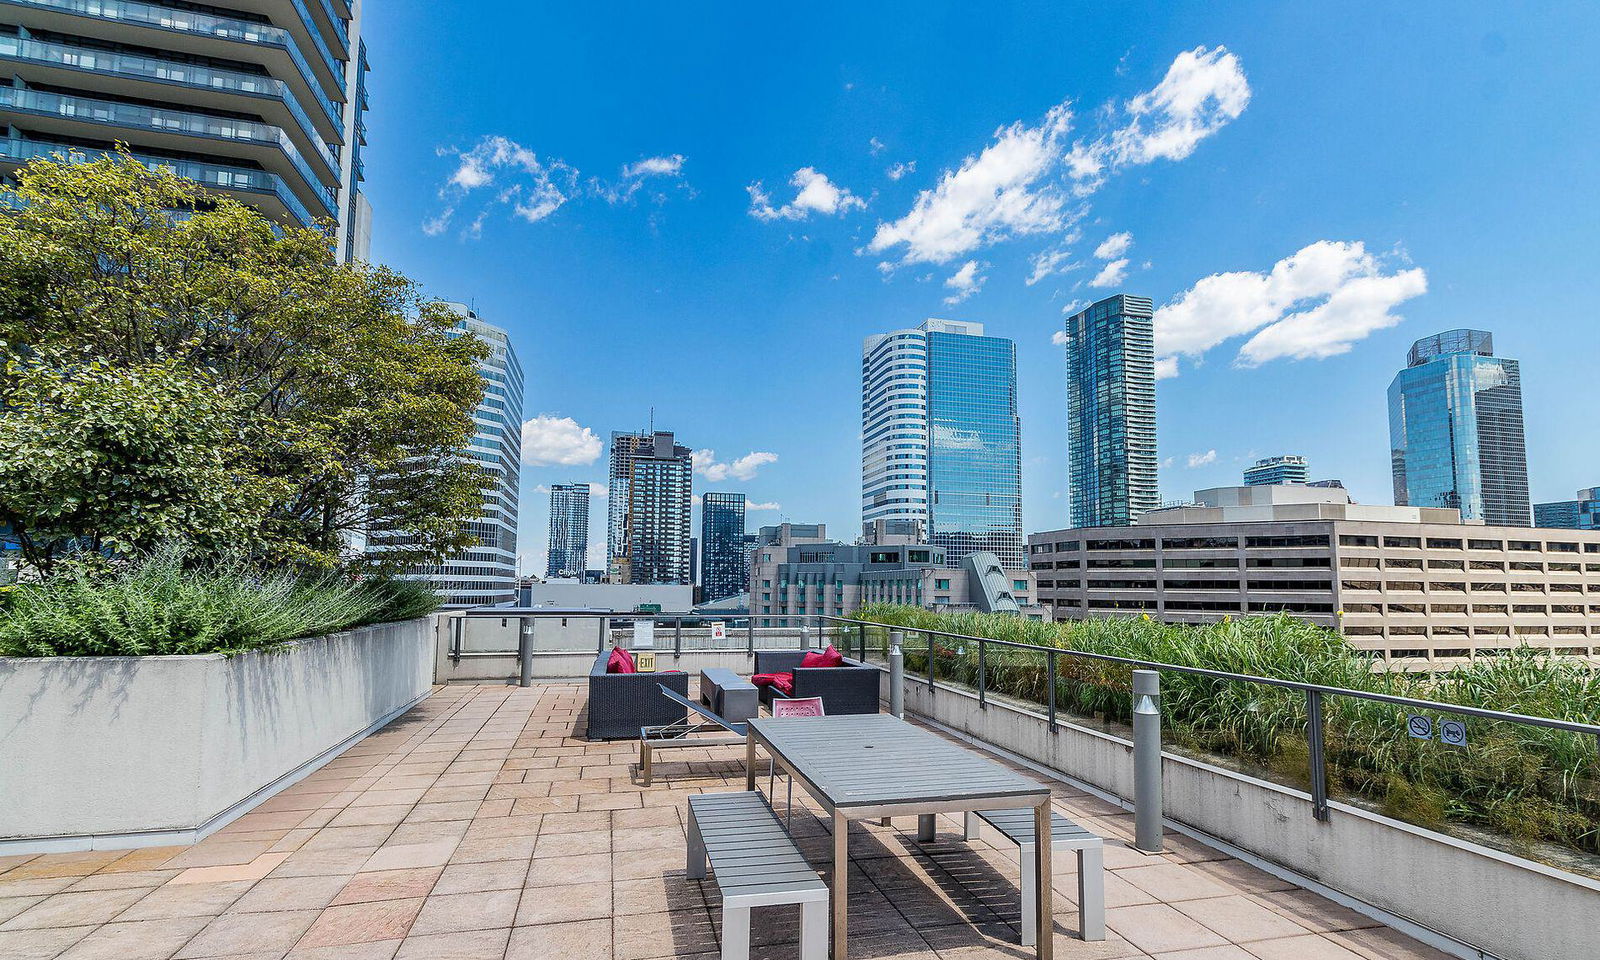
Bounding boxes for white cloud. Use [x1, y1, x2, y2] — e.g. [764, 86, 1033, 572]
[868, 103, 1074, 266]
[1153, 240, 1427, 374]
[748, 501, 782, 511]
[1026, 239, 1082, 286]
[867, 47, 1245, 275]
[620, 154, 685, 179]
[1153, 356, 1180, 379]
[747, 168, 866, 221]
[1050, 329, 1070, 347]
[869, 137, 887, 156]
[598, 154, 691, 205]
[520, 415, 602, 466]
[942, 260, 987, 304]
[426, 137, 689, 236]
[1088, 258, 1129, 288]
[886, 160, 917, 181]
[1094, 231, 1133, 259]
[1058, 298, 1087, 316]
[1068, 46, 1250, 191]
[693, 449, 779, 482]
[1187, 449, 1218, 468]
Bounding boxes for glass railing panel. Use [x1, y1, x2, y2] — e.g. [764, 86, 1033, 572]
[0, 87, 335, 212]
[7, 0, 344, 110]
[0, 138, 316, 225]
[0, 35, 336, 162]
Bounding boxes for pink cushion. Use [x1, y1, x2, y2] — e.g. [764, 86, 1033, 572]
[606, 647, 636, 674]
[800, 645, 844, 669]
[750, 672, 794, 696]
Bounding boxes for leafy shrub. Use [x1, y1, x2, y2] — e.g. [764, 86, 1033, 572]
[857, 604, 1600, 856]
[0, 548, 440, 658]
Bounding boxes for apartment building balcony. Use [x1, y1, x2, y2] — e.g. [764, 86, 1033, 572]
[0, 32, 341, 160]
[0, 134, 317, 224]
[0, 86, 337, 214]
[0, 0, 346, 126]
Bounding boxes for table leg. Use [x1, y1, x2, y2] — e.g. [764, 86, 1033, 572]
[832, 810, 848, 959]
[746, 736, 757, 792]
[1033, 799, 1053, 960]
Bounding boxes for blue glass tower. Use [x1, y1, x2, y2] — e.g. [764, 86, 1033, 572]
[1534, 487, 1600, 530]
[1062, 295, 1159, 527]
[923, 320, 1023, 568]
[1388, 330, 1531, 526]
[699, 492, 749, 601]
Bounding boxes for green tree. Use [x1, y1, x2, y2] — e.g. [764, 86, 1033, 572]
[0, 150, 488, 573]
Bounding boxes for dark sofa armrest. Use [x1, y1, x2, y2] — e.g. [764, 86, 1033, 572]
[754, 650, 808, 674]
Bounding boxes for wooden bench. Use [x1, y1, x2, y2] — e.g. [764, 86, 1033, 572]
[964, 807, 1105, 944]
[687, 792, 828, 960]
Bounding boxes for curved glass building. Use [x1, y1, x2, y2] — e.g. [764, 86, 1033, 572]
[861, 318, 1023, 568]
[1388, 329, 1531, 526]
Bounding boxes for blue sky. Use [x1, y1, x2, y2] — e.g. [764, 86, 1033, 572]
[361, 2, 1599, 575]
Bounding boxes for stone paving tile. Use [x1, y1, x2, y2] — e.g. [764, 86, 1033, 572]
[0, 683, 1455, 960]
[175, 908, 319, 958]
[298, 898, 424, 949]
[56, 917, 211, 960]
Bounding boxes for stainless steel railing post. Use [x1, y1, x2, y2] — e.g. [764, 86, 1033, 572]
[1307, 689, 1330, 822]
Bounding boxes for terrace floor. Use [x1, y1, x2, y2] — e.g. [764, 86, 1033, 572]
[0, 683, 1453, 960]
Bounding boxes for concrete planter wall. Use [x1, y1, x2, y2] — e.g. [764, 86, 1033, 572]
[894, 674, 1599, 960]
[0, 616, 436, 854]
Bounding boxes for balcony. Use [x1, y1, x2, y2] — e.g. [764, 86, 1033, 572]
[0, 136, 319, 225]
[0, 86, 338, 213]
[0, 33, 340, 155]
[0, 679, 1455, 960]
[0, 612, 1592, 960]
[0, 0, 346, 119]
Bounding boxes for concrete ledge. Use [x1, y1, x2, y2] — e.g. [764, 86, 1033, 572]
[895, 673, 1599, 960]
[0, 616, 437, 854]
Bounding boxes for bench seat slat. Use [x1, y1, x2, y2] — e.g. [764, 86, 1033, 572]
[689, 792, 827, 898]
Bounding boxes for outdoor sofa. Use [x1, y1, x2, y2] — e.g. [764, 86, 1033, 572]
[585, 651, 689, 740]
[753, 650, 880, 715]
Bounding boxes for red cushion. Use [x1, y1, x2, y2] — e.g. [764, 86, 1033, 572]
[751, 672, 794, 696]
[800, 644, 844, 669]
[606, 647, 636, 674]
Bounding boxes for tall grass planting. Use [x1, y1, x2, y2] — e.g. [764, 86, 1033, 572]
[857, 604, 1600, 858]
[0, 548, 441, 657]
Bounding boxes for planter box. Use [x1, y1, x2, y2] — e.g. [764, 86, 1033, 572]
[0, 616, 436, 854]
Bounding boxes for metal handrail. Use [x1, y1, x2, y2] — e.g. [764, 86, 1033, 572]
[444, 606, 1596, 827]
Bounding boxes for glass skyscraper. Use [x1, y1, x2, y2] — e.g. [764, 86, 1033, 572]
[1534, 487, 1598, 530]
[861, 327, 930, 531]
[1062, 294, 1159, 527]
[699, 492, 749, 601]
[861, 319, 1022, 569]
[606, 430, 693, 584]
[1244, 455, 1309, 486]
[546, 482, 590, 579]
[1388, 329, 1531, 526]
[369, 305, 523, 607]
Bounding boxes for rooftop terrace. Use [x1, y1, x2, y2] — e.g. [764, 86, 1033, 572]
[0, 681, 1451, 960]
